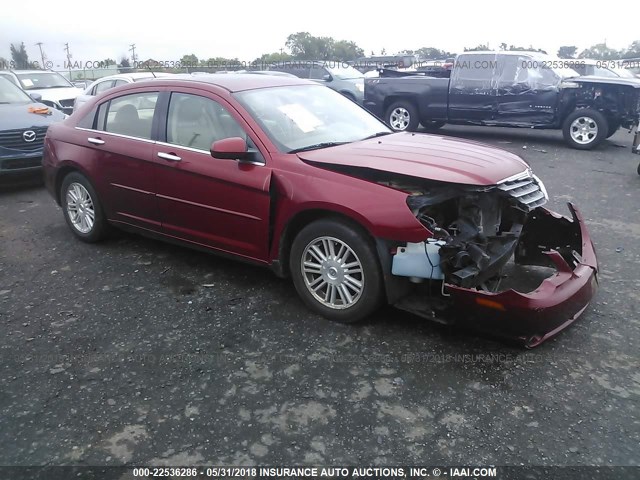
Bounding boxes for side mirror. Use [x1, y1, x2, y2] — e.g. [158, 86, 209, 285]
[322, 73, 332, 81]
[210, 137, 248, 160]
[29, 93, 42, 102]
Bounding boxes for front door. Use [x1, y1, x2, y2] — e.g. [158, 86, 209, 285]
[152, 90, 272, 261]
[494, 55, 560, 126]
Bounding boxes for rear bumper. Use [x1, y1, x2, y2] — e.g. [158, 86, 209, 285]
[444, 203, 598, 347]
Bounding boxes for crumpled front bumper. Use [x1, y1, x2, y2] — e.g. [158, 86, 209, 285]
[445, 203, 598, 348]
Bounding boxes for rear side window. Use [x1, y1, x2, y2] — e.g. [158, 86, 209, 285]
[93, 80, 115, 95]
[96, 92, 159, 139]
[450, 53, 497, 90]
[310, 66, 329, 80]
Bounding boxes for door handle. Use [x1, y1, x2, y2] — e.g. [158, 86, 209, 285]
[157, 152, 182, 162]
[87, 137, 105, 145]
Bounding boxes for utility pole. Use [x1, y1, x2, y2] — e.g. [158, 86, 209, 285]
[64, 43, 73, 76]
[35, 42, 46, 69]
[129, 44, 137, 66]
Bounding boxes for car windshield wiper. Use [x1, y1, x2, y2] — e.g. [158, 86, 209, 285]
[288, 141, 349, 153]
[361, 131, 392, 140]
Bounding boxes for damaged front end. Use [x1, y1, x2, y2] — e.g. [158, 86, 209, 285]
[387, 170, 598, 347]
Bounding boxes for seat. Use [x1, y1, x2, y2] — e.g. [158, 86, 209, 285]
[172, 96, 215, 150]
[111, 104, 140, 136]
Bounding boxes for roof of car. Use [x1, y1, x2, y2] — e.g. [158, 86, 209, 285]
[458, 51, 550, 57]
[9, 69, 64, 74]
[153, 73, 311, 92]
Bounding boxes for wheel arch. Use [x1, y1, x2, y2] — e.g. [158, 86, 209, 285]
[275, 208, 378, 279]
[382, 95, 420, 116]
[54, 164, 86, 205]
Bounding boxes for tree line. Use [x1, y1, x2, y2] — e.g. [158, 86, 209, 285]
[4, 35, 640, 71]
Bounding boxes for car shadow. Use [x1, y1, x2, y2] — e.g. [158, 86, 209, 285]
[0, 175, 44, 194]
[423, 125, 632, 153]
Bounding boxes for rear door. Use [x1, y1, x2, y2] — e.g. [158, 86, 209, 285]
[448, 53, 498, 122]
[80, 90, 162, 230]
[152, 88, 272, 261]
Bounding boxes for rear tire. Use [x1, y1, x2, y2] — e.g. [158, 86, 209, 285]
[61, 172, 109, 242]
[289, 219, 383, 323]
[562, 108, 608, 150]
[385, 101, 419, 132]
[422, 120, 446, 131]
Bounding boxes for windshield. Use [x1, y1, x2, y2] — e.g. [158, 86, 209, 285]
[235, 84, 389, 152]
[610, 66, 635, 78]
[15, 71, 74, 90]
[326, 64, 364, 80]
[0, 76, 33, 104]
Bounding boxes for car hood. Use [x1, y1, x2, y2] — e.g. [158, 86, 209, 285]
[562, 76, 640, 88]
[297, 132, 529, 186]
[0, 102, 66, 130]
[28, 86, 84, 100]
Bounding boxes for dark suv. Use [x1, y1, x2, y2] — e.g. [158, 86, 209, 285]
[0, 77, 65, 178]
[269, 61, 365, 103]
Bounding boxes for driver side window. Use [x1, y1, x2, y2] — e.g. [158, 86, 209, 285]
[166, 93, 246, 151]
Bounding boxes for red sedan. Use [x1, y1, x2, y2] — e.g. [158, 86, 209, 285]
[43, 74, 598, 347]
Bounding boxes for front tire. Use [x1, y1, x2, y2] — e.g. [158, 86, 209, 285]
[385, 101, 419, 132]
[562, 108, 608, 150]
[289, 219, 383, 323]
[61, 172, 109, 242]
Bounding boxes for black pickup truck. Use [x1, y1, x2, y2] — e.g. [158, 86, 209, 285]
[364, 51, 640, 151]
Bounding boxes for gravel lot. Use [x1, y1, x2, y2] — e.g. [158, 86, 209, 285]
[1, 126, 638, 468]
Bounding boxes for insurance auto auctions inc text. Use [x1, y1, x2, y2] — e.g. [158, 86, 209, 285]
[257, 466, 497, 477]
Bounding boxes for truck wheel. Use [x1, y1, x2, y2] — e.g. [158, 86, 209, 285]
[562, 109, 608, 150]
[385, 101, 419, 132]
[606, 120, 620, 138]
[289, 219, 383, 323]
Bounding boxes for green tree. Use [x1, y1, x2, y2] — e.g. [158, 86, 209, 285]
[578, 43, 620, 59]
[180, 54, 199, 66]
[285, 32, 335, 60]
[463, 44, 489, 52]
[557, 46, 577, 58]
[10, 42, 30, 69]
[253, 52, 293, 67]
[102, 58, 116, 66]
[118, 57, 131, 73]
[332, 40, 364, 61]
[621, 40, 640, 58]
[415, 47, 453, 59]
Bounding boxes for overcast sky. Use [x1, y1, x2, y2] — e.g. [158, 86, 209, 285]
[0, 0, 636, 67]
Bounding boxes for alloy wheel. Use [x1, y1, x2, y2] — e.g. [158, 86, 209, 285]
[300, 236, 364, 309]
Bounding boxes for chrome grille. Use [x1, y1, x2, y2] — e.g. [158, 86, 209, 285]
[0, 127, 48, 151]
[497, 171, 547, 211]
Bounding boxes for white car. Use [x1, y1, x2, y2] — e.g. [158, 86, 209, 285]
[0, 70, 83, 115]
[73, 72, 173, 111]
